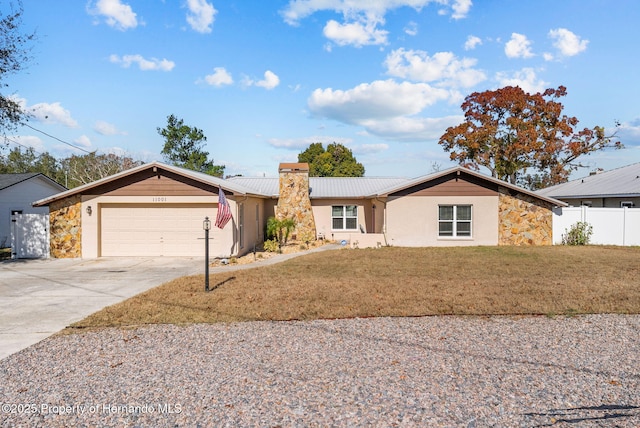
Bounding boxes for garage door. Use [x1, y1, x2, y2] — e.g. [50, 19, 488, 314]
[101, 204, 221, 257]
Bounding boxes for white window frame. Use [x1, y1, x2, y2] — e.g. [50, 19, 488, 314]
[438, 205, 472, 238]
[332, 205, 358, 231]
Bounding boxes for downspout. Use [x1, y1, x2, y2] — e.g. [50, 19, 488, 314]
[375, 196, 389, 246]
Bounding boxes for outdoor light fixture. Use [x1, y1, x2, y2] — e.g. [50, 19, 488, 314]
[86, 206, 92, 216]
[203, 216, 211, 291]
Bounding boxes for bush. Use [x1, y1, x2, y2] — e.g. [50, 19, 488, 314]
[263, 239, 279, 253]
[562, 221, 593, 245]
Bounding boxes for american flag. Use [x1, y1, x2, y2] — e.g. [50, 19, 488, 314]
[215, 187, 232, 229]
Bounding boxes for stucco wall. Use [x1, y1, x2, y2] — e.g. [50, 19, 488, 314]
[50, 195, 82, 258]
[311, 199, 375, 242]
[386, 195, 499, 247]
[498, 187, 553, 245]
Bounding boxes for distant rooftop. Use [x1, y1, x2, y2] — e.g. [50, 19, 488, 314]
[536, 163, 640, 199]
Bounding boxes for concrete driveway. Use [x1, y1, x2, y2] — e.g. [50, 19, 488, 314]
[0, 257, 204, 360]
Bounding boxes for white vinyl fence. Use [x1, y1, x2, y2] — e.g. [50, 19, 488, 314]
[553, 206, 640, 246]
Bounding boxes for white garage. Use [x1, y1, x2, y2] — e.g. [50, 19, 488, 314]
[100, 203, 220, 257]
[33, 162, 264, 259]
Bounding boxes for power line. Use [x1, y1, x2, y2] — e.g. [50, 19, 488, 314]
[23, 123, 95, 154]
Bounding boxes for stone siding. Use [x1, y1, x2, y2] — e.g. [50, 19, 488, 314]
[498, 187, 553, 245]
[49, 195, 82, 258]
[275, 163, 316, 242]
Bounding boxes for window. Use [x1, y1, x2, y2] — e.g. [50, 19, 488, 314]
[332, 205, 358, 230]
[439, 205, 472, 237]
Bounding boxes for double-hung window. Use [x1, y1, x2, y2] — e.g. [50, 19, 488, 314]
[332, 205, 357, 230]
[438, 205, 472, 237]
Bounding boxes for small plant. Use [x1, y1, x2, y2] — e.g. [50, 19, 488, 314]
[266, 216, 296, 252]
[263, 239, 279, 253]
[561, 221, 593, 245]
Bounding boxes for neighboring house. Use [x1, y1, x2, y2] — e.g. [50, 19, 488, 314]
[535, 162, 640, 207]
[0, 173, 67, 249]
[34, 161, 566, 258]
[536, 163, 640, 246]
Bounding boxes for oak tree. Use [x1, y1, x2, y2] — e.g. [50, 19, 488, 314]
[157, 114, 224, 177]
[298, 142, 364, 177]
[438, 86, 622, 189]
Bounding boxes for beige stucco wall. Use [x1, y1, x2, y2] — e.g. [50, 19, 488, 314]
[385, 195, 499, 247]
[311, 199, 378, 242]
[50, 195, 82, 258]
[80, 195, 244, 258]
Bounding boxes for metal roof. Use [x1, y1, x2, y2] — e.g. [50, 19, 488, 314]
[228, 176, 409, 198]
[536, 163, 640, 199]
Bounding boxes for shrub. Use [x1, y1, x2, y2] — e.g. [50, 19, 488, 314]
[263, 239, 279, 253]
[562, 221, 593, 245]
[266, 216, 296, 251]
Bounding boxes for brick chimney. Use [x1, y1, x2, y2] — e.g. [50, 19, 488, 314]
[276, 163, 316, 241]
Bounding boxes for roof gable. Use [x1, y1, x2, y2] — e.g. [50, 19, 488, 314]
[0, 173, 66, 192]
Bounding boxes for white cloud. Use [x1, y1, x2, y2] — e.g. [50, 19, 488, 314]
[281, 0, 471, 25]
[88, 0, 138, 31]
[109, 54, 175, 71]
[245, 70, 280, 90]
[616, 118, 640, 146]
[94, 120, 125, 136]
[495, 68, 547, 94]
[384, 48, 486, 88]
[404, 21, 418, 36]
[351, 143, 389, 154]
[267, 135, 353, 149]
[323, 18, 388, 47]
[74, 135, 93, 148]
[548, 28, 588, 57]
[505, 33, 534, 58]
[185, 0, 217, 33]
[10, 135, 46, 153]
[203, 67, 233, 86]
[27, 101, 79, 128]
[464, 35, 482, 50]
[360, 115, 463, 141]
[450, 0, 472, 20]
[309, 80, 451, 124]
[281, 1, 471, 47]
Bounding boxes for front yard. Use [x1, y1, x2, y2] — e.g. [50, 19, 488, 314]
[68, 245, 640, 330]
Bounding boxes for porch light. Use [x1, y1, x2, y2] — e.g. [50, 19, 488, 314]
[86, 206, 92, 216]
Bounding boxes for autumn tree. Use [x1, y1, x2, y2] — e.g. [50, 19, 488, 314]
[0, 1, 35, 137]
[298, 142, 364, 177]
[157, 114, 224, 177]
[438, 86, 622, 189]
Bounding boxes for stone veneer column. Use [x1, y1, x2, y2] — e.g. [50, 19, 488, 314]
[498, 187, 553, 245]
[275, 163, 317, 242]
[49, 195, 82, 258]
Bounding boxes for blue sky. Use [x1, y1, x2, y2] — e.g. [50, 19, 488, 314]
[6, 0, 640, 179]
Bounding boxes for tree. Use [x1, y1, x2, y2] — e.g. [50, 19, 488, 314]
[61, 152, 143, 188]
[298, 142, 365, 177]
[266, 216, 296, 253]
[0, 146, 62, 181]
[438, 86, 622, 189]
[0, 1, 35, 137]
[157, 114, 224, 177]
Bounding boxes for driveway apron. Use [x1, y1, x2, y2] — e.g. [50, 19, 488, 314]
[0, 257, 203, 360]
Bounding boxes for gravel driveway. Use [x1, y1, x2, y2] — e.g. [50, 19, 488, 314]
[1, 314, 638, 427]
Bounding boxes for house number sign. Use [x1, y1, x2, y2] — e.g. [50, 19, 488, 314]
[152, 197, 168, 202]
